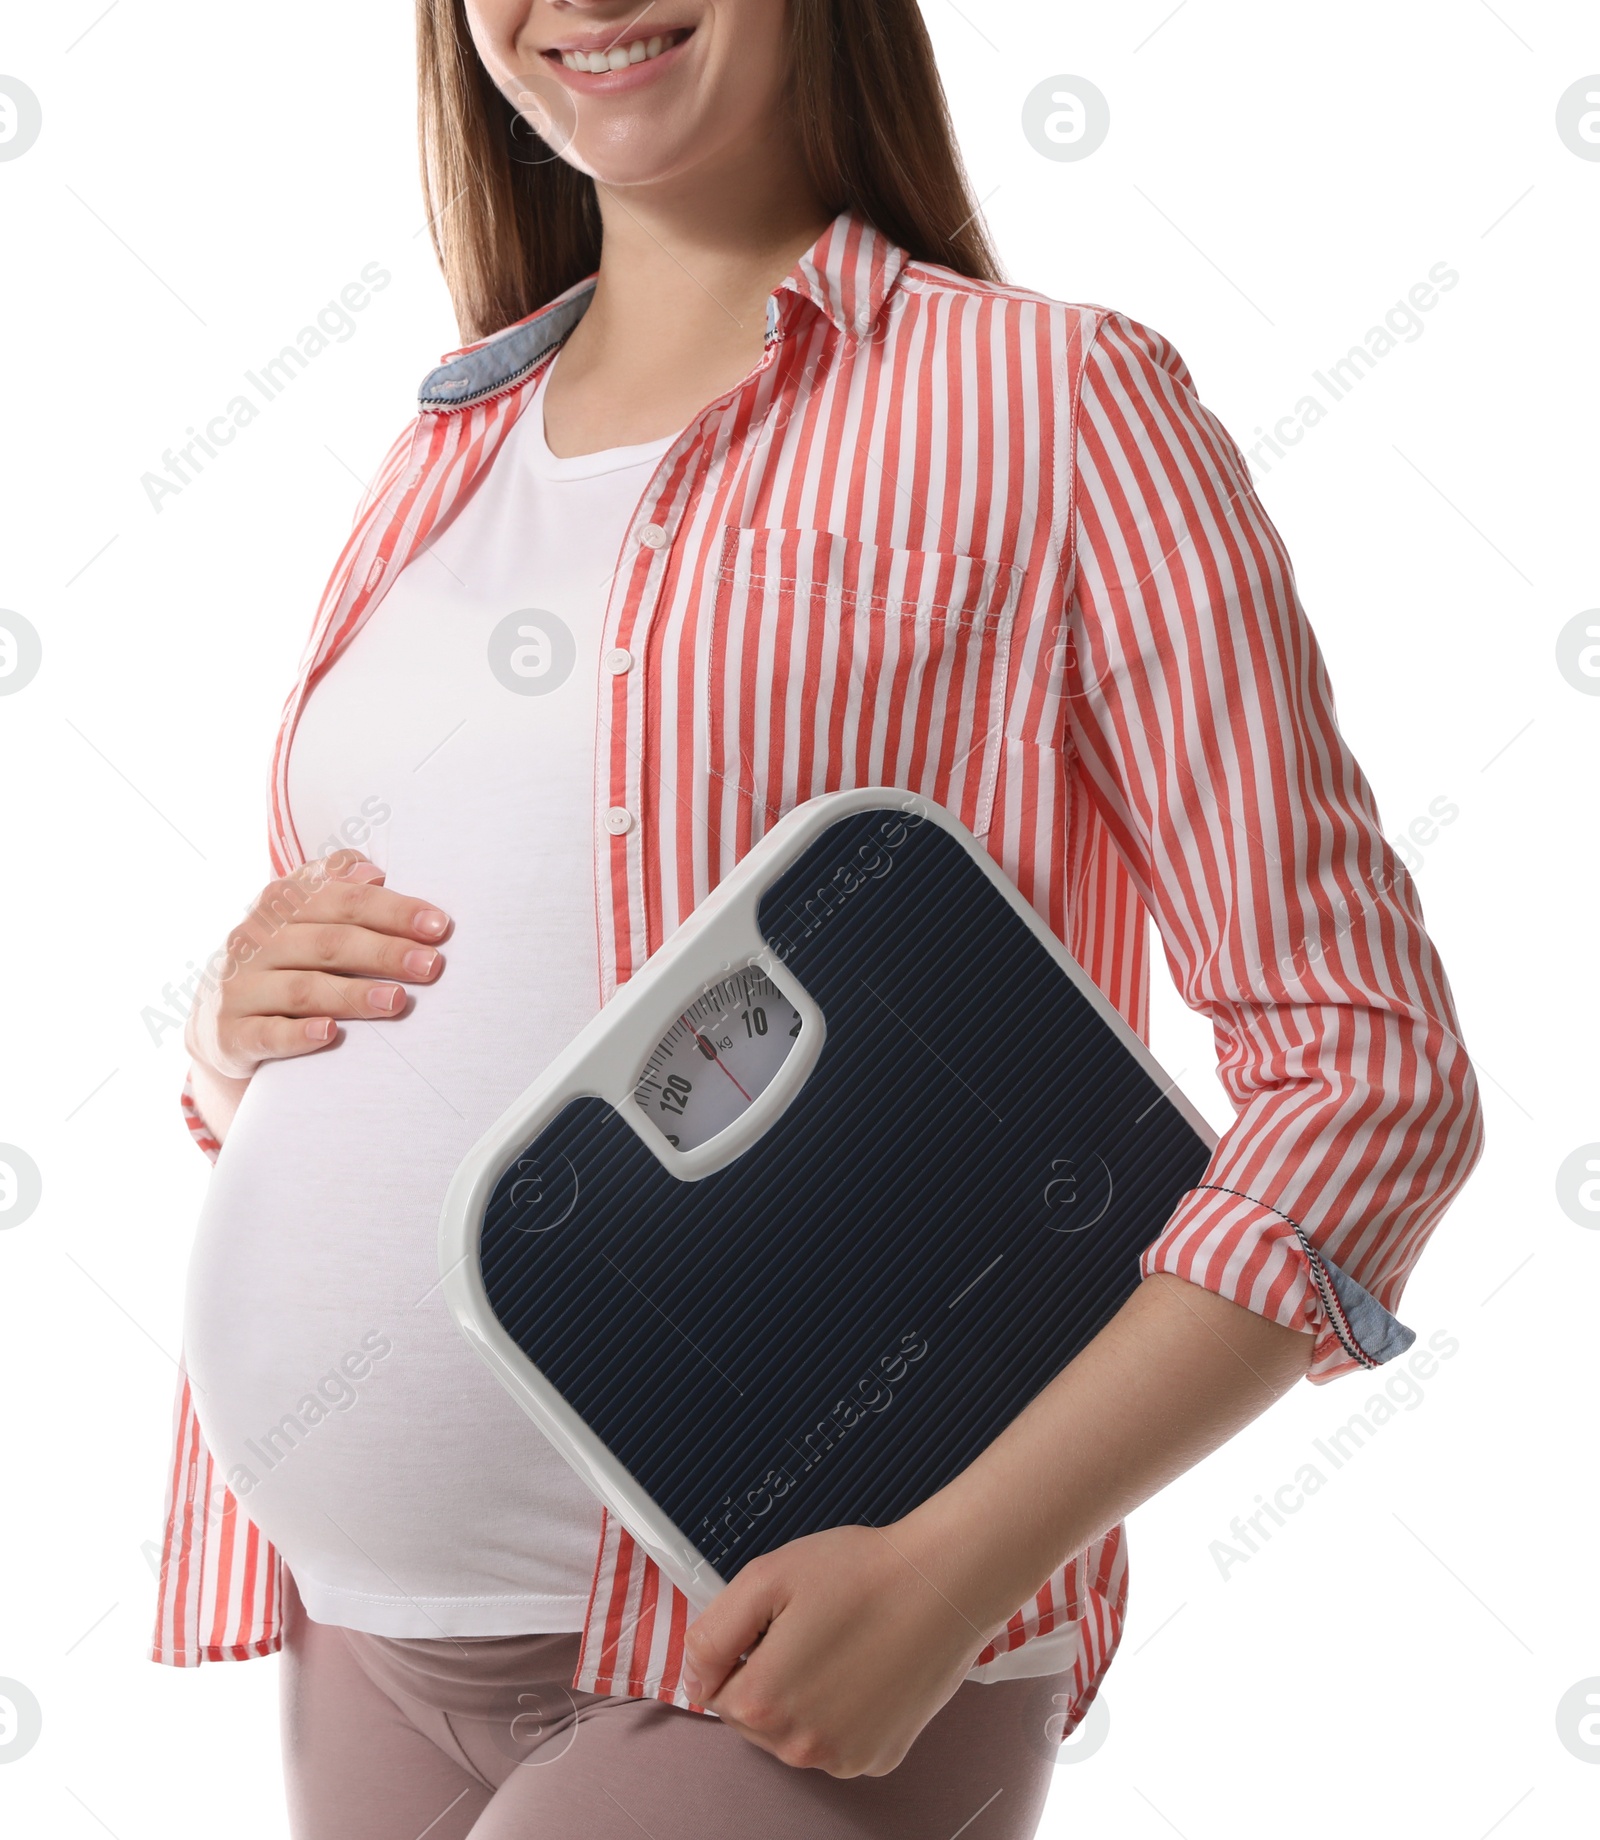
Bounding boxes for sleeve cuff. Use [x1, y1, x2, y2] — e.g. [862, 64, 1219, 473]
[1138, 1183, 1416, 1382]
[179, 1065, 223, 1165]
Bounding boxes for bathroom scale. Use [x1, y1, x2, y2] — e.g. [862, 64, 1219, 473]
[439, 786, 1217, 1613]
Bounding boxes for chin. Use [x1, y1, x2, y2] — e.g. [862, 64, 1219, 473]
[560, 134, 708, 191]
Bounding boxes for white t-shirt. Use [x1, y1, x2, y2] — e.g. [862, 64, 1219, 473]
[182, 358, 681, 1636]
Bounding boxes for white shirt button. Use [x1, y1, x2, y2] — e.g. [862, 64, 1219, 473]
[604, 647, 633, 675]
[603, 806, 634, 835]
[854, 311, 873, 334]
[639, 523, 667, 549]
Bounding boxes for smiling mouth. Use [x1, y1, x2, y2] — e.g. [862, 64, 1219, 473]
[545, 25, 694, 75]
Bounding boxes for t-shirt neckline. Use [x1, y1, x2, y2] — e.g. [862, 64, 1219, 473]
[521, 348, 683, 482]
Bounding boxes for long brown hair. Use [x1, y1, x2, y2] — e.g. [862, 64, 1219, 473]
[416, 0, 1004, 343]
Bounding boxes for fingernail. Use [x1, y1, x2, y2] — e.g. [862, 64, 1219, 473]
[338, 861, 386, 883]
[682, 1667, 702, 1699]
[402, 948, 439, 978]
[369, 985, 404, 1013]
[414, 909, 449, 938]
[305, 1018, 335, 1042]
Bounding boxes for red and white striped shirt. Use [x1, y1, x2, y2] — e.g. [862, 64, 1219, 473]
[153, 209, 1484, 1736]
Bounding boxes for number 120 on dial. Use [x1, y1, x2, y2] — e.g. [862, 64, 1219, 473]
[631, 966, 803, 1153]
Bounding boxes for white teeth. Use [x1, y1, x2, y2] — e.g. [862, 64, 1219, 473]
[561, 32, 678, 73]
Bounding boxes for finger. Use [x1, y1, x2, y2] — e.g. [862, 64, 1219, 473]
[317, 847, 382, 880]
[248, 968, 414, 1024]
[229, 1013, 342, 1068]
[277, 874, 451, 945]
[682, 1567, 781, 1706]
[250, 920, 444, 987]
[235, 862, 370, 951]
[284, 848, 388, 901]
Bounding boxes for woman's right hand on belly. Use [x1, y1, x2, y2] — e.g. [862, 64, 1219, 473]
[185, 850, 451, 1082]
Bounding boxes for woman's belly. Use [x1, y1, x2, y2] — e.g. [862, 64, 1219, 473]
[181, 896, 609, 1637]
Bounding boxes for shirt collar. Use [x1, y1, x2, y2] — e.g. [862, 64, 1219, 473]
[771, 207, 909, 339]
[418, 208, 909, 411]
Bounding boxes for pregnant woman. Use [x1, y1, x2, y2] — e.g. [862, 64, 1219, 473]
[153, 2, 1484, 1836]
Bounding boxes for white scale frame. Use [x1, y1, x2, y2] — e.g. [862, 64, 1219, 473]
[438, 784, 1216, 1616]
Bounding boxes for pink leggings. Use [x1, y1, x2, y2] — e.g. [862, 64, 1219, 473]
[279, 1570, 1070, 1838]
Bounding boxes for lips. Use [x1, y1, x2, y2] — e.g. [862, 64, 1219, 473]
[542, 24, 694, 81]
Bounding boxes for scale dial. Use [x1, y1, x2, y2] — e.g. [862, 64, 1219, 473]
[632, 966, 803, 1153]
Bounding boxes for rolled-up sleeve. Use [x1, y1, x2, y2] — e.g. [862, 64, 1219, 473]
[1065, 311, 1485, 1383]
[179, 1065, 223, 1164]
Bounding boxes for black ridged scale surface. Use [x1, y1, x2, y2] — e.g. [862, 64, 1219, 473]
[479, 808, 1212, 1583]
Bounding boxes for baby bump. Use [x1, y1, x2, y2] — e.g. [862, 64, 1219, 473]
[180, 1031, 566, 1564]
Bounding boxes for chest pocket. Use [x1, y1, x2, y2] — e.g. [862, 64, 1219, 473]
[705, 526, 1024, 841]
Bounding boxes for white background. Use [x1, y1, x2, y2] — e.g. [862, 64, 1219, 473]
[1, 1, 1596, 1835]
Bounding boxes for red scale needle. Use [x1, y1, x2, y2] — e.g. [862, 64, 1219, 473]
[685, 1018, 755, 1104]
